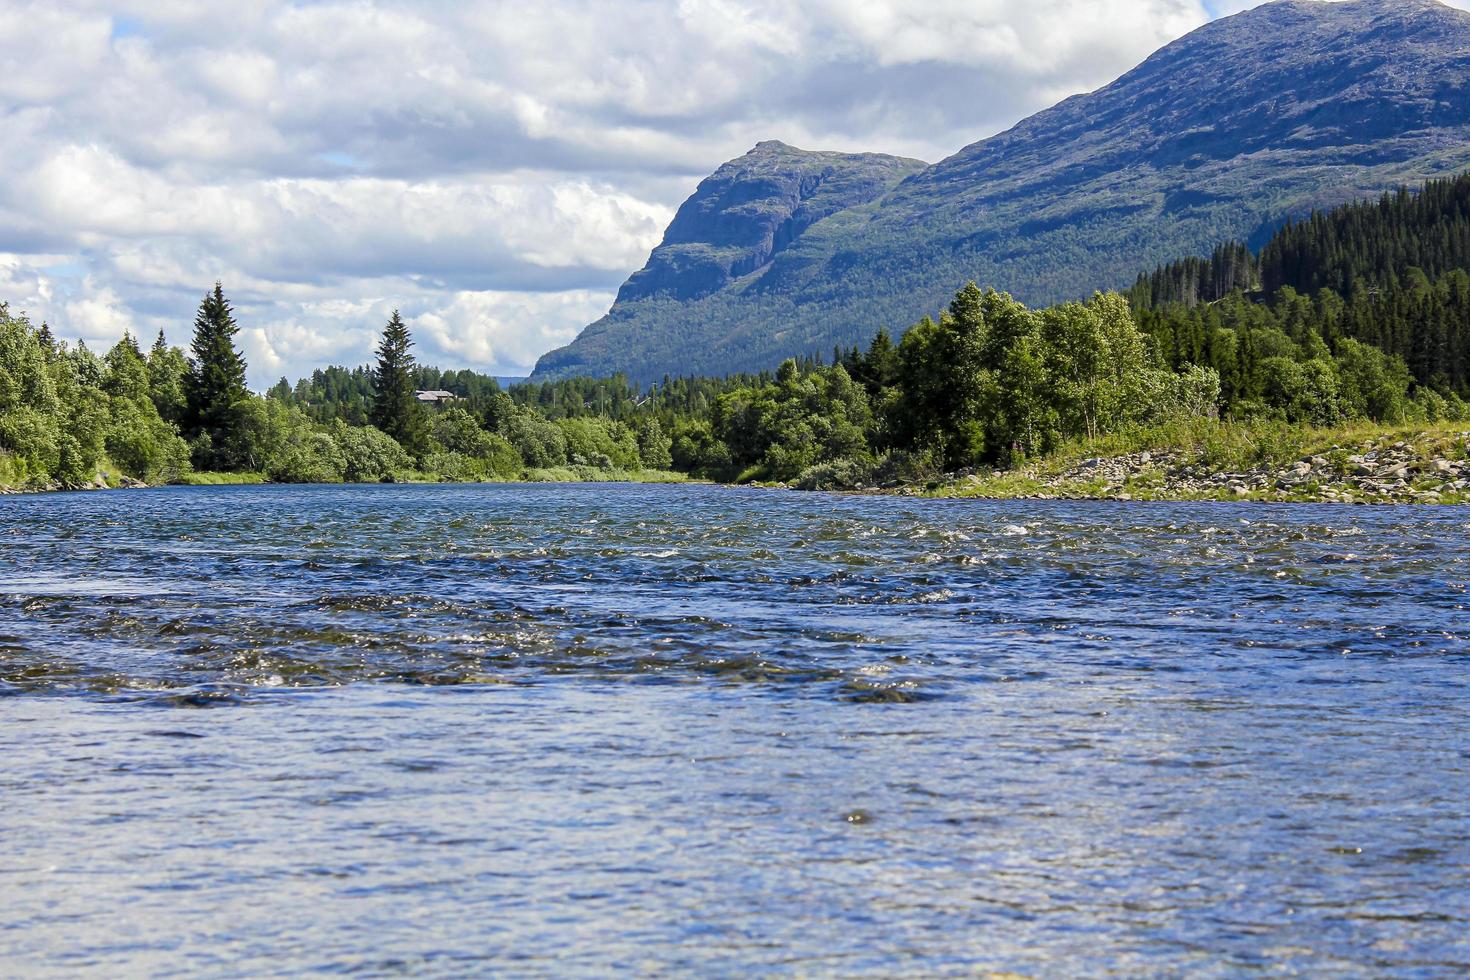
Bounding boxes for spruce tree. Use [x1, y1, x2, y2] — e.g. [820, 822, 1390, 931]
[149, 329, 189, 425]
[184, 283, 250, 469]
[371, 310, 425, 453]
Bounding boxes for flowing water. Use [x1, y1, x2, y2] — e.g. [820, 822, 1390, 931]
[2, 483, 1469, 976]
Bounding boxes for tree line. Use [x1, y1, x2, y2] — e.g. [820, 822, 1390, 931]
[1130, 171, 1470, 394]
[3, 172, 1468, 491]
[1131, 171, 1470, 310]
[0, 286, 676, 489]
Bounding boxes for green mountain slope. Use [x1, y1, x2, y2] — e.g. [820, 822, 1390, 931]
[534, 0, 1470, 385]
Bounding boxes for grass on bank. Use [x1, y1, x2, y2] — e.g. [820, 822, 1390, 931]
[178, 467, 694, 487]
[177, 471, 269, 486]
[1, 463, 701, 493]
[1062, 418, 1466, 471]
[939, 419, 1470, 501]
[517, 467, 692, 484]
[177, 467, 694, 487]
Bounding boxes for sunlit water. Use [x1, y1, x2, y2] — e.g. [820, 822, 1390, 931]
[2, 483, 1469, 976]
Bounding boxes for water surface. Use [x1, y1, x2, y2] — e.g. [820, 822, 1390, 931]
[2, 484, 1468, 976]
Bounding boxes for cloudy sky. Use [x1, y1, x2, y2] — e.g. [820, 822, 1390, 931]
[3, 0, 1454, 387]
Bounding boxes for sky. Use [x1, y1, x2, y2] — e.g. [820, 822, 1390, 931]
[2, 0, 1462, 387]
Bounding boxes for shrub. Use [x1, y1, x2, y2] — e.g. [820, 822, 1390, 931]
[267, 431, 347, 484]
[794, 456, 876, 491]
[503, 410, 567, 468]
[332, 421, 411, 482]
[423, 451, 489, 482]
[872, 449, 943, 486]
[636, 417, 674, 470]
[557, 417, 641, 470]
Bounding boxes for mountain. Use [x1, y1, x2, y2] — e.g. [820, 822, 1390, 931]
[533, 0, 1470, 385]
[543, 142, 926, 380]
[610, 142, 927, 307]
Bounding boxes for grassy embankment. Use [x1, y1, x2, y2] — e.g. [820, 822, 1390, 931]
[178, 472, 268, 485]
[9, 426, 1468, 504]
[2, 465, 694, 493]
[934, 420, 1470, 504]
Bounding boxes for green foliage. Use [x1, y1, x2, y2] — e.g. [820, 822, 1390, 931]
[670, 418, 731, 475]
[635, 417, 673, 470]
[0, 306, 63, 483]
[432, 407, 495, 456]
[794, 456, 876, 491]
[1333, 339, 1413, 424]
[854, 286, 1197, 468]
[557, 416, 641, 470]
[370, 310, 429, 455]
[268, 430, 347, 484]
[886, 284, 1014, 467]
[101, 335, 192, 483]
[426, 406, 523, 479]
[1042, 293, 1157, 441]
[711, 359, 873, 481]
[1260, 174, 1470, 298]
[1136, 174, 1470, 397]
[104, 396, 192, 484]
[332, 420, 412, 483]
[502, 409, 568, 468]
[184, 283, 253, 471]
[178, 471, 267, 485]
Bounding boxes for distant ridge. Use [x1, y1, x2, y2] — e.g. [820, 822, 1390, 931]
[533, 0, 1470, 384]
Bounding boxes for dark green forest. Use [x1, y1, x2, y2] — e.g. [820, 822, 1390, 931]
[1131, 172, 1470, 394]
[3, 174, 1468, 491]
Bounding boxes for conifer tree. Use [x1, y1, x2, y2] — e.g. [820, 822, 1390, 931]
[148, 329, 189, 425]
[103, 332, 150, 402]
[371, 310, 426, 453]
[184, 283, 250, 469]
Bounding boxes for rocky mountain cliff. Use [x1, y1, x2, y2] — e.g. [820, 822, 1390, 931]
[614, 142, 926, 306]
[534, 0, 1470, 384]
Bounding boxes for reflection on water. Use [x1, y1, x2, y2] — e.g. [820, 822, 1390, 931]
[1, 483, 1468, 975]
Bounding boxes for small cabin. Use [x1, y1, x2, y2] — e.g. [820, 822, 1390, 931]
[415, 390, 459, 405]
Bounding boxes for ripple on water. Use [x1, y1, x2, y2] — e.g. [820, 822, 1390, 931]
[1, 485, 1470, 976]
[1, 485, 1463, 704]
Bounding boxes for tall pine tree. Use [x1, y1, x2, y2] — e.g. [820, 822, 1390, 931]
[371, 310, 426, 453]
[184, 282, 250, 470]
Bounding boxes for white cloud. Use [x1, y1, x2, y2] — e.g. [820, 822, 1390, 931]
[64, 283, 136, 345]
[9, 0, 1423, 385]
[0, 4, 111, 103]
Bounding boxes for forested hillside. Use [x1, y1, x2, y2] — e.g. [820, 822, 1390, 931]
[1132, 172, 1470, 399]
[1132, 172, 1470, 307]
[535, 0, 1470, 385]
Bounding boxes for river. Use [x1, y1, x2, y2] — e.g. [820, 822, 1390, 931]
[2, 483, 1468, 975]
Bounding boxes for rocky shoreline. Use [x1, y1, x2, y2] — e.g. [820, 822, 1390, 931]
[0, 476, 151, 496]
[936, 435, 1470, 504]
[7, 435, 1470, 505]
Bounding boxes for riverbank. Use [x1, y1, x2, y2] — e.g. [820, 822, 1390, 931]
[8, 424, 1470, 505]
[927, 423, 1470, 504]
[0, 466, 694, 496]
